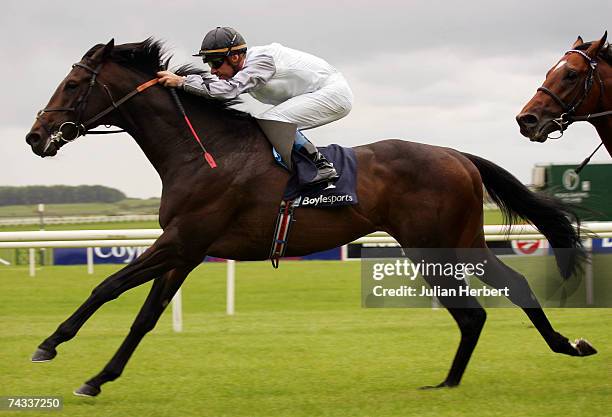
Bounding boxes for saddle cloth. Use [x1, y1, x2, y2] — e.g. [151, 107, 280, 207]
[282, 144, 359, 207]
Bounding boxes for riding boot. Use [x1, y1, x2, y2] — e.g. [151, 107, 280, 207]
[294, 130, 339, 184]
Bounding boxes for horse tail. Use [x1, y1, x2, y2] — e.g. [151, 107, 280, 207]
[462, 152, 585, 279]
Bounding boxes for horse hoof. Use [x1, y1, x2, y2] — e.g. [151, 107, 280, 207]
[73, 384, 101, 397]
[419, 381, 457, 390]
[572, 338, 597, 356]
[31, 347, 57, 362]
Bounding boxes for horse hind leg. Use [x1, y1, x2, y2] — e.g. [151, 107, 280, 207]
[73, 264, 196, 397]
[474, 248, 597, 357]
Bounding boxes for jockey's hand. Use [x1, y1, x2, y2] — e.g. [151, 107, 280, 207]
[157, 71, 185, 88]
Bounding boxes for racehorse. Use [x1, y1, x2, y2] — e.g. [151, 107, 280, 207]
[25, 39, 596, 397]
[517, 32, 612, 154]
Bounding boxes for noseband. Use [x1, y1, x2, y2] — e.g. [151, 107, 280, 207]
[536, 49, 604, 139]
[37, 61, 158, 151]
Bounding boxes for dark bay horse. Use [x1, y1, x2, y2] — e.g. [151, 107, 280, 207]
[517, 32, 612, 154]
[26, 39, 596, 397]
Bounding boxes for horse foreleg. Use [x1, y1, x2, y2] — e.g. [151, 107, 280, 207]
[421, 305, 486, 389]
[73, 264, 195, 397]
[416, 267, 486, 389]
[31, 237, 179, 363]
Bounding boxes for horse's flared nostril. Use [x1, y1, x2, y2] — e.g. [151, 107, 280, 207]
[516, 113, 539, 129]
[26, 132, 42, 147]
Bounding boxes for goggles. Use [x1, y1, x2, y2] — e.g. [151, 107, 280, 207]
[206, 57, 225, 69]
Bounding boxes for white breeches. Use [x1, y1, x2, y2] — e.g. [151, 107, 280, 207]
[258, 73, 353, 130]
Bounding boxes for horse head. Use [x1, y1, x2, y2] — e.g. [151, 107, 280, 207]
[516, 32, 608, 142]
[25, 38, 244, 168]
[25, 39, 121, 157]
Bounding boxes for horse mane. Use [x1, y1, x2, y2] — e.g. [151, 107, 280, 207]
[83, 38, 248, 118]
[573, 41, 612, 65]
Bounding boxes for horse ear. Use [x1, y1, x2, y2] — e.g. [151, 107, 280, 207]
[89, 38, 114, 63]
[572, 36, 584, 48]
[586, 31, 607, 58]
[101, 38, 115, 59]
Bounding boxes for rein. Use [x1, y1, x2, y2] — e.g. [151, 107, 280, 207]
[536, 49, 609, 139]
[38, 61, 159, 152]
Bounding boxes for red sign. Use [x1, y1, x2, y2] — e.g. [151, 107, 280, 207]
[511, 240, 549, 255]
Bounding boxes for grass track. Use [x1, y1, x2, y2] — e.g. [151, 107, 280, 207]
[1, 261, 610, 417]
[0, 199, 160, 218]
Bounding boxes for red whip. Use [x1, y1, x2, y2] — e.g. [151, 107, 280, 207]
[170, 88, 217, 168]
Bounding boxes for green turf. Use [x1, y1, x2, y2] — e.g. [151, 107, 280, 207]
[483, 208, 505, 225]
[0, 221, 160, 232]
[0, 199, 160, 218]
[0, 209, 504, 233]
[0, 261, 610, 417]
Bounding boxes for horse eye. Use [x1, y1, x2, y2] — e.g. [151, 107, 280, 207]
[565, 71, 578, 81]
[65, 81, 79, 90]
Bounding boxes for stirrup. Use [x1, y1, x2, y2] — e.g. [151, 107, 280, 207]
[309, 167, 339, 185]
[323, 182, 337, 190]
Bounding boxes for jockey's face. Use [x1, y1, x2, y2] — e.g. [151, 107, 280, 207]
[209, 54, 244, 80]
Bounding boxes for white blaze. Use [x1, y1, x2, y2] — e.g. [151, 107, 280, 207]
[553, 60, 567, 72]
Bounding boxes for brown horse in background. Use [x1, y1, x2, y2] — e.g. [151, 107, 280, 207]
[25, 39, 596, 397]
[517, 32, 612, 155]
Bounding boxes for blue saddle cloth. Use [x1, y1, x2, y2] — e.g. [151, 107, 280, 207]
[281, 144, 359, 208]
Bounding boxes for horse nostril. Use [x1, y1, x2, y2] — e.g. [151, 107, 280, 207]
[516, 113, 539, 128]
[26, 132, 42, 147]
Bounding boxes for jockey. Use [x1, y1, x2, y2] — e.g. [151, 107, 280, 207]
[157, 27, 353, 184]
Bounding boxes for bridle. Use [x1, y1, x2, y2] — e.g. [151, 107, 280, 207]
[35, 57, 217, 168]
[537, 49, 611, 139]
[37, 60, 158, 152]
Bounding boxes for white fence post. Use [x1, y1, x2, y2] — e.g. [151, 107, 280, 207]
[341, 245, 348, 261]
[29, 248, 36, 277]
[584, 239, 594, 305]
[227, 260, 235, 316]
[87, 247, 94, 274]
[172, 288, 183, 332]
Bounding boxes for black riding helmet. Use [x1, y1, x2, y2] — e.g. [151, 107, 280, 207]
[193, 27, 247, 62]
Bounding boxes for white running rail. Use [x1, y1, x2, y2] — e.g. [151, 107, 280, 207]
[2, 222, 610, 331]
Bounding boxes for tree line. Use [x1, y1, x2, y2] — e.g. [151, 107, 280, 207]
[0, 185, 127, 206]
